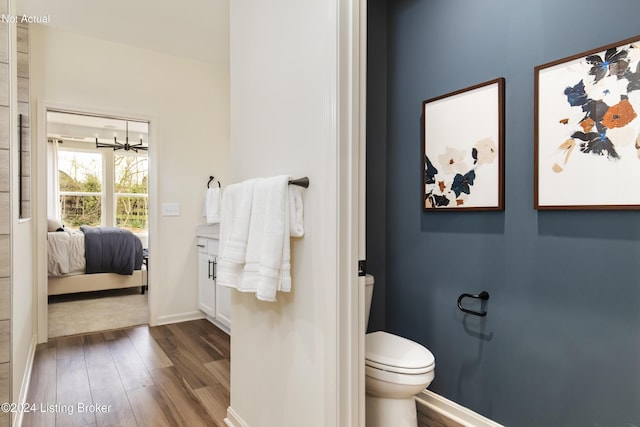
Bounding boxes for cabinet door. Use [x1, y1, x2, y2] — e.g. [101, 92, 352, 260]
[198, 252, 215, 316]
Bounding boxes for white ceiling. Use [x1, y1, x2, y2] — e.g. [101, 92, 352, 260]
[17, 0, 229, 65]
[47, 111, 149, 143]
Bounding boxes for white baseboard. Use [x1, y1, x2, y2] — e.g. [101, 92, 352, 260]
[224, 406, 249, 427]
[13, 334, 37, 427]
[415, 390, 504, 427]
[156, 310, 205, 326]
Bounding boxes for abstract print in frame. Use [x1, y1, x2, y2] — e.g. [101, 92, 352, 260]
[535, 35, 640, 209]
[423, 78, 505, 211]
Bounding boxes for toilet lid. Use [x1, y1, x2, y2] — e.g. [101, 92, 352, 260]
[365, 331, 435, 372]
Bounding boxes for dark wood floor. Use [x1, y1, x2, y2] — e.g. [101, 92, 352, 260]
[23, 319, 230, 427]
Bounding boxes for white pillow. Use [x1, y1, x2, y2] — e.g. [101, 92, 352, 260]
[47, 218, 63, 232]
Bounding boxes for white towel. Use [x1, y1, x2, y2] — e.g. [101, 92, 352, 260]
[224, 180, 256, 264]
[217, 179, 257, 289]
[240, 176, 284, 299]
[205, 188, 222, 224]
[288, 186, 304, 238]
[277, 185, 304, 293]
[257, 176, 289, 301]
[218, 176, 305, 302]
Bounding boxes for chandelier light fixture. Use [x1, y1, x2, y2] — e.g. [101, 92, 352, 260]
[95, 121, 148, 152]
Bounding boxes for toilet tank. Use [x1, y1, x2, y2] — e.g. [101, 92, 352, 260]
[365, 274, 374, 330]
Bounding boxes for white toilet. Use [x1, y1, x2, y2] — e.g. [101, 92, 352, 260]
[365, 275, 435, 427]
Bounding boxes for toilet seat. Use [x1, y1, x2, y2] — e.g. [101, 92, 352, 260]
[366, 358, 433, 375]
[365, 364, 434, 388]
[365, 331, 435, 375]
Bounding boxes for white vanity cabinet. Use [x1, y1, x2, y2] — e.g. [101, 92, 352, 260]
[197, 236, 231, 334]
[197, 238, 216, 316]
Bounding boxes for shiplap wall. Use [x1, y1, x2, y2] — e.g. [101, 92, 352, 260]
[16, 21, 27, 219]
[0, 0, 10, 425]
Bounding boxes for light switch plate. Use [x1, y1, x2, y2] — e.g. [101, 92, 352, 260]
[161, 202, 180, 216]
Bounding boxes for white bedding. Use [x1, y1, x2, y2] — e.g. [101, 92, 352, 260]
[47, 230, 86, 277]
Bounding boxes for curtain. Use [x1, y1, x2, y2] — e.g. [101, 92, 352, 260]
[47, 140, 60, 220]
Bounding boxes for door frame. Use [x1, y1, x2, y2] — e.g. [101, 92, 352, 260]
[336, 0, 367, 424]
[35, 101, 158, 342]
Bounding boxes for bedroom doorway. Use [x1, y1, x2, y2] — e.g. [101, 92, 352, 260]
[44, 110, 151, 338]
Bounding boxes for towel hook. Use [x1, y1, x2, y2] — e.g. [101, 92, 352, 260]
[207, 176, 221, 188]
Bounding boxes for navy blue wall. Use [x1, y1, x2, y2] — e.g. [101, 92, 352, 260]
[366, 0, 388, 333]
[374, 0, 640, 425]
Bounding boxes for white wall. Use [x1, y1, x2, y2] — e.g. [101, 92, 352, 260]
[5, 0, 37, 408]
[228, 0, 342, 426]
[29, 24, 230, 326]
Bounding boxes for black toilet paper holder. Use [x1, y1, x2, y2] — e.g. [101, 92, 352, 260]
[457, 291, 490, 317]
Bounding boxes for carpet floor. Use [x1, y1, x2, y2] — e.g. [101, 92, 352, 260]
[48, 287, 149, 338]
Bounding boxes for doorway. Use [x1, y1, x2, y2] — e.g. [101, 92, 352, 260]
[42, 109, 152, 338]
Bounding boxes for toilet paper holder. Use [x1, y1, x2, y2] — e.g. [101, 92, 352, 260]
[457, 291, 490, 317]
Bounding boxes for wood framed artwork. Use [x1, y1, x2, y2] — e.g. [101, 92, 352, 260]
[535, 35, 640, 210]
[423, 78, 505, 211]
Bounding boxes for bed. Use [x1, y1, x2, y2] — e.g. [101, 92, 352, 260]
[47, 225, 147, 296]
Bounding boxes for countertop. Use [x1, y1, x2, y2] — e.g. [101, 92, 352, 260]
[196, 224, 220, 239]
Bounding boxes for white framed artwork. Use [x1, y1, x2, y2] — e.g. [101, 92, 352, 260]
[423, 78, 505, 211]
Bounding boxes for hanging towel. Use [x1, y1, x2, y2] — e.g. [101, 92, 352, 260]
[205, 187, 222, 224]
[242, 176, 301, 301]
[217, 179, 257, 289]
[239, 176, 279, 297]
[288, 185, 304, 238]
[218, 175, 305, 302]
[277, 184, 304, 294]
[252, 176, 289, 301]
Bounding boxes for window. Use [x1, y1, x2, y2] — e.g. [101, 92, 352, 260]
[48, 112, 149, 240]
[57, 149, 149, 234]
[115, 153, 148, 233]
[58, 150, 103, 227]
